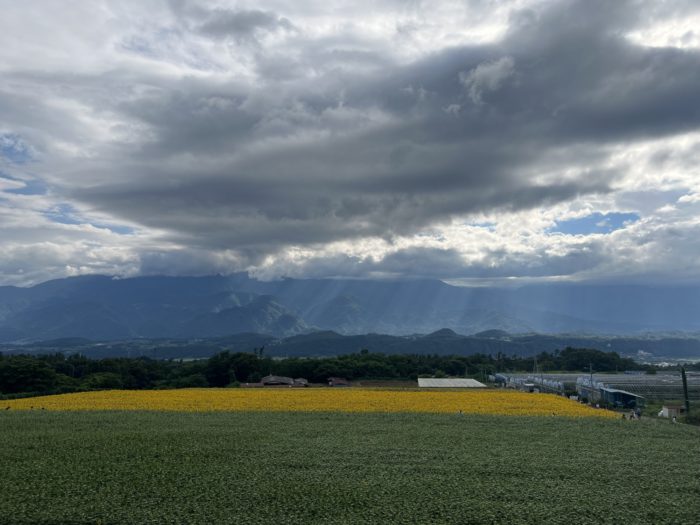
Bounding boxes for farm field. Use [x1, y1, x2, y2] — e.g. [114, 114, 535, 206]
[3, 388, 616, 418]
[1, 411, 699, 524]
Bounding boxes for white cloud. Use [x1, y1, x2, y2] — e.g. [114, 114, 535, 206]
[459, 56, 516, 105]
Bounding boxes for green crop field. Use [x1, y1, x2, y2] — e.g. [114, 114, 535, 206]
[1, 412, 699, 524]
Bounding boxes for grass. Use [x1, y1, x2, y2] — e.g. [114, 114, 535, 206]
[1, 411, 699, 524]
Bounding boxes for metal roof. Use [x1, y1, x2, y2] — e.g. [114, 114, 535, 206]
[579, 374, 700, 400]
[600, 387, 645, 398]
[418, 378, 486, 388]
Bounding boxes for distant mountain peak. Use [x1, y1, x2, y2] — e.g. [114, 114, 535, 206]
[472, 329, 510, 339]
[425, 328, 461, 338]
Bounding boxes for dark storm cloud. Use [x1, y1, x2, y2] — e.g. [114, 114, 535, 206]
[65, 0, 700, 263]
[198, 9, 294, 43]
[501, 2, 700, 141]
[168, 1, 296, 46]
[374, 244, 607, 280]
[74, 160, 606, 252]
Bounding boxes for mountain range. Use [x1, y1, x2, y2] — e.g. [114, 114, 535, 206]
[3, 329, 700, 361]
[1, 274, 700, 342]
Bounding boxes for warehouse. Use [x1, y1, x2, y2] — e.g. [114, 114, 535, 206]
[599, 387, 645, 409]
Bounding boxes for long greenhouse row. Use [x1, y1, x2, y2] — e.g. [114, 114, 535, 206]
[495, 372, 700, 402]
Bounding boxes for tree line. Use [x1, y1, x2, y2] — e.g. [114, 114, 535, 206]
[0, 347, 680, 396]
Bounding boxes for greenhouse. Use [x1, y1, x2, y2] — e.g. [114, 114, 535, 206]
[576, 373, 700, 403]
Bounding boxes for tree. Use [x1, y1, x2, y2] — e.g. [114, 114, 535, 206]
[0, 357, 60, 394]
[85, 372, 124, 390]
[172, 373, 209, 388]
[205, 351, 234, 387]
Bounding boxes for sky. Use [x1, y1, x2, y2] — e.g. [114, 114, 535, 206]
[1, 0, 700, 287]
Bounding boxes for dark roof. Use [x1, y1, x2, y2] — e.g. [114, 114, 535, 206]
[601, 387, 645, 398]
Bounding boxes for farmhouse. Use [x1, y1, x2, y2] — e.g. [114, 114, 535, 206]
[259, 376, 310, 387]
[261, 375, 294, 386]
[328, 377, 351, 387]
[659, 405, 685, 418]
[417, 378, 486, 388]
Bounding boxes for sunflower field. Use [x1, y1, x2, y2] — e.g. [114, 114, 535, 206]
[3, 388, 616, 418]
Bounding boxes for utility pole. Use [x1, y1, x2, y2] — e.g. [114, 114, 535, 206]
[532, 355, 541, 391]
[681, 366, 691, 418]
[540, 358, 544, 390]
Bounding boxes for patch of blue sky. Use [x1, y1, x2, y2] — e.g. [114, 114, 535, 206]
[43, 203, 134, 234]
[549, 212, 640, 235]
[1, 174, 47, 195]
[0, 133, 33, 164]
[43, 203, 82, 225]
[97, 223, 135, 235]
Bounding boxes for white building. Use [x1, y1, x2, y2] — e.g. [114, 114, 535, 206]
[417, 378, 486, 388]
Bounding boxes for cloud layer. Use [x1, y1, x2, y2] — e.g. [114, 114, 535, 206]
[1, 0, 700, 286]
